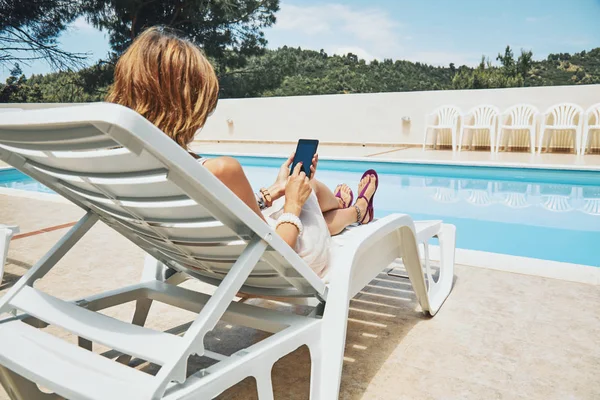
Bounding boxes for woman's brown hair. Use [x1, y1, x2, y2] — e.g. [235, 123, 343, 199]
[106, 26, 219, 149]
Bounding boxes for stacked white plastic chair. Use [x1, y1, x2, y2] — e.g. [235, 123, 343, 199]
[582, 103, 600, 155]
[422, 105, 462, 152]
[538, 103, 584, 155]
[497, 104, 539, 154]
[459, 105, 500, 152]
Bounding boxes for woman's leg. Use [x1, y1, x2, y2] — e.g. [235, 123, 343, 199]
[323, 174, 377, 236]
[310, 179, 339, 212]
[311, 180, 352, 212]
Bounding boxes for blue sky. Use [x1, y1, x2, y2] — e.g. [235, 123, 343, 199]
[2, 0, 599, 80]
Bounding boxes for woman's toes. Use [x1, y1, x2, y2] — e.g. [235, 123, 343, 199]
[335, 184, 352, 208]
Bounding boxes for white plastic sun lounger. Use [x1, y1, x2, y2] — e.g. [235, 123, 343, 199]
[0, 103, 455, 400]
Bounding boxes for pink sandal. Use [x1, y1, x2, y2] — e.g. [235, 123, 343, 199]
[355, 169, 379, 224]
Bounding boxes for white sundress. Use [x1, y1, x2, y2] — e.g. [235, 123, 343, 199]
[199, 157, 332, 278]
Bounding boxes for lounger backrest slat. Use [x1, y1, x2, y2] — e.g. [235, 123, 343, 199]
[0, 104, 325, 297]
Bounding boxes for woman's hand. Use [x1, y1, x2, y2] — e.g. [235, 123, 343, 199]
[267, 152, 295, 201]
[268, 152, 318, 202]
[283, 162, 312, 216]
[309, 153, 318, 180]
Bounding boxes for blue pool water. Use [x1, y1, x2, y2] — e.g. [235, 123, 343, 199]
[1, 157, 599, 267]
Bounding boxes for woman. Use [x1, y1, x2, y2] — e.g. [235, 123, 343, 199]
[107, 26, 378, 277]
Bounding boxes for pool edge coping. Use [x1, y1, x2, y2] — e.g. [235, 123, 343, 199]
[200, 151, 600, 172]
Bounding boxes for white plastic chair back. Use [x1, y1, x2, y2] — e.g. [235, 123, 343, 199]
[583, 103, 600, 154]
[539, 103, 584, 154]
[423, 106, 462, 151]
[504, 104, 538, 127]
[435, 106, 461, 127]
[468, 105, 500, 127]
[459, 105, 499, 152]
[585, 103, 600, 125]
[497, 104, 538, 153]
[547, 103, 583, 127]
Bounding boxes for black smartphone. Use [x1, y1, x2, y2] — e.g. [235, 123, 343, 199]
[290, 139, 319, 178]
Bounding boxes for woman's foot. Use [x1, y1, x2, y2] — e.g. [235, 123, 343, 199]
[355, 174, 377, 224]
[334, 184, 353, 209]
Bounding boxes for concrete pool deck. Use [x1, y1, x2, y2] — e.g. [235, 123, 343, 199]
[0, 193, 599, 399]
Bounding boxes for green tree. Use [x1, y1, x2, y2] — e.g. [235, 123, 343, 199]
[81, 0, 279, 71]
[0, 64, 43, 102]
[0, 0, 86, 69]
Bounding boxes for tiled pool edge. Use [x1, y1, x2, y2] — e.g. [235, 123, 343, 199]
[2, 187, 597, 286]
[200, 151, 600, 172]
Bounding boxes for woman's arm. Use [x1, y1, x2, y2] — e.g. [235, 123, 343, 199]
[275, 162, 312, 248]
[202, 156, 312, 249]
[202, 156, 267, 221]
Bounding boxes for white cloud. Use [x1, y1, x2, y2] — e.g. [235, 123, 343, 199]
[272, 3, 403, 60]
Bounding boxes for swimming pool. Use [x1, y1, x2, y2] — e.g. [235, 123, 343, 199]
[1, 156, 599, 267]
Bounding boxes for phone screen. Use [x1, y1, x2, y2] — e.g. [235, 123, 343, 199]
[290, 139, 319, 178]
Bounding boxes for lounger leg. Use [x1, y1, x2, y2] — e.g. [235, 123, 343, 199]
[116, 256, 186, 365]
[0, 365, 61, 400]
[256, 370, 274, 400]
[115, 297, 154, 365]
[426, 224, 456, 316]
[311, 268, 352, 400]
[308, 343, 324, 400]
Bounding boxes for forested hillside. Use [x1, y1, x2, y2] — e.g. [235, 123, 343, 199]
[2, 45, 600, 103]
[1, 0, 598, 103]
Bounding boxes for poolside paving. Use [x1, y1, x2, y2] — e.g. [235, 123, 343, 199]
[0, 193, 599, 399]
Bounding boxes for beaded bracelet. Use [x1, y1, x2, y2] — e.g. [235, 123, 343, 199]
[275, 213, 303, 235]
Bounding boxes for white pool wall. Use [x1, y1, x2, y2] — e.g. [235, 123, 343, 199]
[198, 84, 600, 150]
[3, 84, 599, 150]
